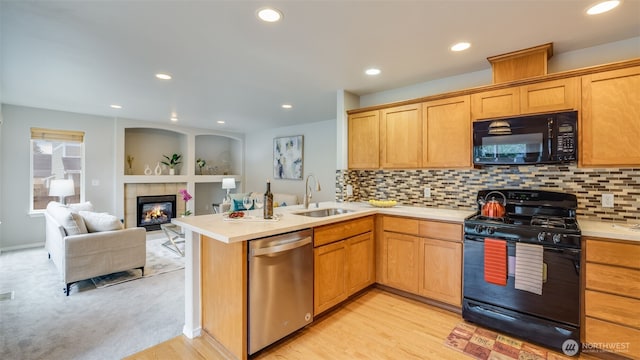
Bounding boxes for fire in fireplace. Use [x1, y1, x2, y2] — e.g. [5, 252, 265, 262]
[137, 195, 176, 231]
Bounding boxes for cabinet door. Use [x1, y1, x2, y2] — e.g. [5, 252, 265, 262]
[520, 77, 579, 114]
[347, 232, 375, 295]
[422, 95, 471, 167]
[314, 240, 348, 315]
[380, 104, 422, 168]
[418, 238, 462, 306]
[581, 66, 640, 166]
[471, 87, 520, 120]
[381, 231, 420, 293]
[348, 110, 380, 169]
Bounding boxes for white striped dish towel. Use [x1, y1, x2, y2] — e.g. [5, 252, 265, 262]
[514, 243, 544, 295]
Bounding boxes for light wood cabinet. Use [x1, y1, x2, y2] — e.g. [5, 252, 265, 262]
[347, 232, 375, 295]
[381, 231, 421, 293]
[380, 104, 422, 168]
[471, 87, 520, 120]
[381, 216, 463, 306]
[418, 239, 462, 306]
[314, 240, 348, 315]
[581, 66, 640, 167]
[422, 95, 471, 167]
[471, 77, 579, 120]
[348, 110, 380, 169]
[584, 237, 640, 359]
[313, 216, 374, 315]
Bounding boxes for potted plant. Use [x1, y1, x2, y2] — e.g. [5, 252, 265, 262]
[196, 158, 206, 175]
[161, 153, 182, 175]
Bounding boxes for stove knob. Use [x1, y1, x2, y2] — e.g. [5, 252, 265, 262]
[486, 227, 495, 235]
[537, 232, 546, 242]
[474, 225, 485, 233]
[552, 233, 562, 244]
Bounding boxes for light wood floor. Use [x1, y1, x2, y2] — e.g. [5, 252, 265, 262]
[126, 288, 600, 359]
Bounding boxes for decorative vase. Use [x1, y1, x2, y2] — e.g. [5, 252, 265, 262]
[144, 164, 152, 176]
[154, 162, 162, 175]
[169, 168, 175, 175]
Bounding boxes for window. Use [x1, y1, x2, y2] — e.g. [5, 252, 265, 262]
[30, 128, 85, 211]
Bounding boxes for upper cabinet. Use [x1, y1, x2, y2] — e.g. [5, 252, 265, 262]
[422, 95, 471, 168]
[581, 66, 640, 167]
[380, 104, 422, 168]
[471, 77, 579, 120]
[347, 59, 640, 170]
[348, 110, 380, 169]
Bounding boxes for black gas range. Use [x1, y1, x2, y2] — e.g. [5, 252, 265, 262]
[462, 189, 582, 355]
[464, 189, 581, 248]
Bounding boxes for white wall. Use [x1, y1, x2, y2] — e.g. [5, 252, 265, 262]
[360, 36, 640, 107]
[244, 119, 337, 205]
[0, 105, 117, 250]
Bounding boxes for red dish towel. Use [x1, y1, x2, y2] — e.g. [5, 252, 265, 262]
[484, 238, 507, 286]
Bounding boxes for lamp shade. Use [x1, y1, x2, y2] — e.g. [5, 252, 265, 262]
[222, 178, 236, 190]
[49, 179, 75, 197]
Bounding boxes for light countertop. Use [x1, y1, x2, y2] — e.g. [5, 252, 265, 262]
[172, 201, 640, 244]
[172, 201, 474, 243]
[579, 219, 640, 242]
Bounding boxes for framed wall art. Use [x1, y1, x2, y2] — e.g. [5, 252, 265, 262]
[273, 135, 303, 180]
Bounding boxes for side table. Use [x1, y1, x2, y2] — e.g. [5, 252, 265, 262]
[161, 223, 185, 257]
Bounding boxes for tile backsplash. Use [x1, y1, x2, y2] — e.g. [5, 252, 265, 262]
[336, 165, 640, 223]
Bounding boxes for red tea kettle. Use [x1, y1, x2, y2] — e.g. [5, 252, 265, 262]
[478, 191, 507, 218]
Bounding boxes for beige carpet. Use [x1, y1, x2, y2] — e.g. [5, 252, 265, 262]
[91, 236, 185, 288]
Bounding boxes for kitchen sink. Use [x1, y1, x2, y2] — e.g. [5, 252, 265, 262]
[293, 208, 355, 217]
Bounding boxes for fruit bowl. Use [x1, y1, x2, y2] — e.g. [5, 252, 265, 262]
[368, 199, 397, 208]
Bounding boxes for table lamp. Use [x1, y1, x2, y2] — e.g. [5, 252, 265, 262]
[221, 178, 236, 203]
[49, 179, 75, 204]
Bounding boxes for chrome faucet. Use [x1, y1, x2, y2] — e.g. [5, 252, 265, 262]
[304, 174, 321, 209]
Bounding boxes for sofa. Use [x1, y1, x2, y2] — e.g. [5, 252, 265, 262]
[44, 201, 146, 295]
[219, 192, 299, 213]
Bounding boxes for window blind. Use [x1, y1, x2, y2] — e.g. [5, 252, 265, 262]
[30, 128, 85, 143]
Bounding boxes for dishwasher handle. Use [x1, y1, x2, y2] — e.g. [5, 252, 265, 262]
[251, 237, 312, 257]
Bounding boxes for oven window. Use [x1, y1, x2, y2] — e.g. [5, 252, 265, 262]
[477, 133, 543, 163]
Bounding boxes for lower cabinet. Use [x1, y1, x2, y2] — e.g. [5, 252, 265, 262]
[418, 238, 462, 306]
[584, 237, 640, 359]
[313, 216, 374, 316]
[380, 216, 463, 307]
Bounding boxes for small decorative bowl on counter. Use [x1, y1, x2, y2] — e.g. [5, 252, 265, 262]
[368, 199, 397, 208]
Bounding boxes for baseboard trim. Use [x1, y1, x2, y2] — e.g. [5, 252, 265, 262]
[183, 325, 202, 339]
[0, 242, 45, 254]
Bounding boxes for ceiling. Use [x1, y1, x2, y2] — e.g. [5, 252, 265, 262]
[2, 1, 639, 133]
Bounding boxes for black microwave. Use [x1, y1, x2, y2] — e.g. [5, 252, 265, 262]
[473, 111, 578, 166]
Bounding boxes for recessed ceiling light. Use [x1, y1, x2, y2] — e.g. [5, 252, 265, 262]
[110, 104, 122, 109]
[450, 42, 471, 52]
[282, 104, 293, 109]
[217, 120, 225, 124]
[257, 7, 283, 22]
[155, 73, 172, 80]
[170, 116, 178, 122]
[586, 0, 621, 15]
[365, 68, 381, 76]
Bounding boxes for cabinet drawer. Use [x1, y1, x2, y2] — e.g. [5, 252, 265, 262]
[314, 216, 374, 247]
[418, 220, 461, 241]
[586, 262, 640, 298]
[585, 289, 640, 328]
[382, 216, 419, 235]
[586, 238, 640, 269]
[585, 317, 640, 359]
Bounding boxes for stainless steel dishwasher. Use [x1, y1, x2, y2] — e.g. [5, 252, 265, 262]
[248, 229, 313, 355]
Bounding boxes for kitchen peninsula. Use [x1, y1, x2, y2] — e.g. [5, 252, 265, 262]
[172, 202, 474, 360]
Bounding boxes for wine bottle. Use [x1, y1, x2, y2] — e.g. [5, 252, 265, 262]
[264, 179, 274, 219]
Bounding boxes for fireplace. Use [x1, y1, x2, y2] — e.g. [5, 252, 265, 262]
[137, 195, 176, 231]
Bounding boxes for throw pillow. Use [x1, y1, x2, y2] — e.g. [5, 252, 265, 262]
[46, 202, 88, 235]
[68, 201, 94, 212]
[79, 211, 124, 232]
[232, 198, 254, 211]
